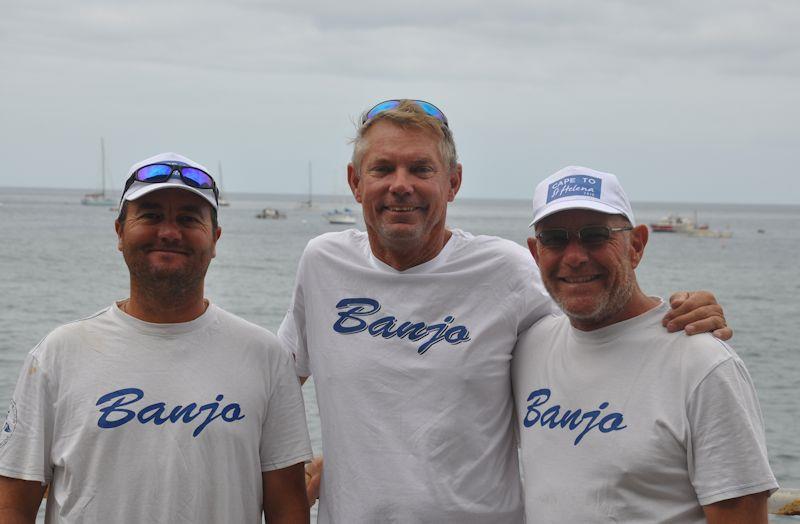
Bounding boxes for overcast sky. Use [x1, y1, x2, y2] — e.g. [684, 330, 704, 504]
[1, 0, 798, 204]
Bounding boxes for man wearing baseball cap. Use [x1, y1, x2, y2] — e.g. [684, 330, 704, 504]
[280, 100, 734, 522]
[513, 166, 777, 522]
[0, 152, 312, 523]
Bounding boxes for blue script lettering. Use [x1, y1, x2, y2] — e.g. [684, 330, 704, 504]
[523, 388, 627, 445]
[332, 298, 471, 354]
[96, 388, 245, 438]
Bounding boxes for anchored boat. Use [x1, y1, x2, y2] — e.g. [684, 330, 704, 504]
[324, 208, 356, 225]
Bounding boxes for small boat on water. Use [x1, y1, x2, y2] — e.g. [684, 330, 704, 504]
[81, 192, 115, 207]
[82, 138, 115, 207]
[256, 208, 286, 219]
[649, 214, 707, 233]
[650, 212, 732, 238]
[324, 208, 356, 225]
[686, 228, 733, 239]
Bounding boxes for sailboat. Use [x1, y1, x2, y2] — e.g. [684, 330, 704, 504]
[81, 138, 115, 206]
[323, 167, 358, 224]
[300, 161, 314, 208]
[216, 161, 230, 207]
[324, 208, 357, 225]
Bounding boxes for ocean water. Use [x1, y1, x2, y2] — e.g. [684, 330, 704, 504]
[1, 187, 798, 521]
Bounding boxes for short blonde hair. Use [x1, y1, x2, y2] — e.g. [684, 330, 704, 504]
[351, 100, 458, 175]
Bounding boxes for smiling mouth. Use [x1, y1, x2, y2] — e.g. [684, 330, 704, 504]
[559, 275, 601, 284]
[384, 206, 419, 212]
[148, 248, 189, 256]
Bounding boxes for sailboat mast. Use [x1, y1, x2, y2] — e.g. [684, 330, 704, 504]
[308, 161, 313, 207]
[100, 138, 106, 197]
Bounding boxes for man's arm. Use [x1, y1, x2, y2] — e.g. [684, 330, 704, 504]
[703, 491, 769, 524]
[295, 377, 319, 506]
[663, 291, 732, 340]
[262, 463, 309, 523]
[0, 476, 46, 523]
[304, 456, 323, 507]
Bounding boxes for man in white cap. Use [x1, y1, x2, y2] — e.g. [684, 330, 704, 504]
[0, 153, 313, 523]
[280, 100, 733, 522]
[514, 165, 777, 523]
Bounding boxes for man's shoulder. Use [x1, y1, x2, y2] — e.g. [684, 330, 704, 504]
[515, 313, 566, 350]
[449, 229, 533, 268]
[305, 229, 366, 252]
[663, 330, 738, 371]
[452, 229, 527, 252]
[612, 309, 739, 383]
[19, 307, 115, 372]
[211, 305, 282, 348]
[33, 306, 113, 351]
[512, 314, 564, 382]
[299, 229, 368, 266]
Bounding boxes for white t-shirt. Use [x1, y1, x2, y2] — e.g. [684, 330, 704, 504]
[279, 228, 556, 523]
[0, 303, 313, 524]
[512, 300, 778, 523]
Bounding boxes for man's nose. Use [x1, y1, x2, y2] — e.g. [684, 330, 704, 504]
[561, 237, 590, 267]
[388, 169, 414, 195]
[157, 219, 181, 242]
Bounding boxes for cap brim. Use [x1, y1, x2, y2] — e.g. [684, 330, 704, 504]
[529, 199, 630, 227]
[122, 181, 218, 210]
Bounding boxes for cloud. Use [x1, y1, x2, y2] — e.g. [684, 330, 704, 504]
[0, 0, 798, 203]
[3, 0, 798, 81]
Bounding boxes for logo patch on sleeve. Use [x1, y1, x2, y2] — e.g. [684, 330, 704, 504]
[0, 401, 17, 449]
[546, 175, 602, 203]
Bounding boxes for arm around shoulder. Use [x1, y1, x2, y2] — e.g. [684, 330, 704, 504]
[0, 475, 46, 523]
[703, 491, 769, 524]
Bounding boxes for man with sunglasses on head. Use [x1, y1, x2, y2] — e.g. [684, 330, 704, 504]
[0, 152, 312, 523]
[514, 166, 777, 523]
[279, 100, 732, 522]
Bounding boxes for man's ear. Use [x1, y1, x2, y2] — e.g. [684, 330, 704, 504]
[448, 164, 463, 202]
[629, 224, 649, 268]
[115, 219, 123, 252]
[347, 163, 362, 203]
[211, 226, 222, 259]
[527, 237, 540, 264]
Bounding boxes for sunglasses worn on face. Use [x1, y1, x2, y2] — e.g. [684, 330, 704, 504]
[123, 163, 219, 199]
[362, 99, 449, 127]
[536, 225, 633, 248]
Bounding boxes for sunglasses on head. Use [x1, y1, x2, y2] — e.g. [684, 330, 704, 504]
[122, 163, 218, 201]
[535, 225, 633, 248]
[362, 99, 449, 127]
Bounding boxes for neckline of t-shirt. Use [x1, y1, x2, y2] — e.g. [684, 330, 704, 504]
[110, 301, 218, 336]
[366, 229, 467, 274]
[568, 297, 666, 344]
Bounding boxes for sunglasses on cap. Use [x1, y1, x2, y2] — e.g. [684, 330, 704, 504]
[535, 225, 633, 248]
[122, 162, 219, 201]
[362, 99, 449, 127]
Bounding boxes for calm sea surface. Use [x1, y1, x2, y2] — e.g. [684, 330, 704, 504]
[1, 187, 798, 521]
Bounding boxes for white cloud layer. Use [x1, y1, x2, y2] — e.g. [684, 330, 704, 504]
[1, 0, 798, 203]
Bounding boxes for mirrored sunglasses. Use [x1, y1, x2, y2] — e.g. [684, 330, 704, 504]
[362, 99, 449, 127]
[122, 163, 218, 202]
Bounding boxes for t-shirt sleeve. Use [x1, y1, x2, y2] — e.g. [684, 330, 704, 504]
[259, 345, 313, 472]
[0, 350, 54, 483]
[277, 256, 310, 378]
[687, 355, 778, 505]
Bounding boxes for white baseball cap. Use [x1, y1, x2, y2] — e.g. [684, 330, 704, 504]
[121, 152, 218, 210]
[530, 166, 635, 226]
